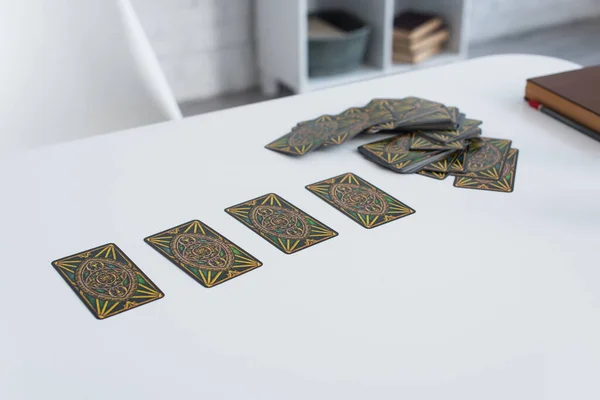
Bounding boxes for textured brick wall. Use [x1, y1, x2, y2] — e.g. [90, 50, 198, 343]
[133, 0, 600, 102]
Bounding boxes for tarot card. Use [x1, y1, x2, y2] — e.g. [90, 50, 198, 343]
[449, 148, 467, 173]
[265, 115, 339, 155]
[410, 134, 467, 151]
[145, 220, 262, 288]
[421, 150, 461, 172]
[454, 149, 519, 192]
[52, 243, 164, 320]
[417, 170, 448, 180]
[364, 97, 453, 133]
[324, 107, 372, 145]
[306, 172, 415, 228]
[421, 119, 482, 144]
[452, 137, 512, 180]
[358, 134, 455, 174]
[225, 193, 338, 254]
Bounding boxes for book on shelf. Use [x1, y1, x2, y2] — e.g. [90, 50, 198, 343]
[392, 10, 448, 64]
[393, 11, 443, 41]
[393, 45, 442, 64]
[525, 66, 600, 135]
[394, 28, 448, 53]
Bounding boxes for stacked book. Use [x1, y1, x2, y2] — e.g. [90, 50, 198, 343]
[393, 11, 448, 64]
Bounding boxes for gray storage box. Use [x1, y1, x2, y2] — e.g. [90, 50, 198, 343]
[308, 10, 371, 77]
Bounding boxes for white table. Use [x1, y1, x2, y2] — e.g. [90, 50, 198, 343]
[2, 55, 600, 400]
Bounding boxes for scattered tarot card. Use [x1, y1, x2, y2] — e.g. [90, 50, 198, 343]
[225, 193, 338, 254]
[145, 220, 262, 288]
[306, 172, 415, 229]
[265, 115, 339, 156]
[324, 107, 372, 146]
[363, 97, 454, 134]
[422, 119, 482, 144]
[454, 148, 519, 192]
[386, 97, 443, 122]
[51, 243, 164, 320]
[358, 134, 455, 174]
[446, 107, 460, 123]
[449, 148, 467, 173]
[453, 109, 466, 129]
[357, 137, 431, 173]
[420, 150, 461, 173]
[410, 134, 467, 151]
[416, 106, 464, 132]
[455, 127, 482, 142]
[264, 99, 514, 194]
[461, 118, 483, 131]
[362, 99, 395, 127]
[393, 100, 457, 131]
[417, 170, 448, 180]
[360, 99, 399, 134]
[363, 120, 397, 134]
[452, 137, 512, 180]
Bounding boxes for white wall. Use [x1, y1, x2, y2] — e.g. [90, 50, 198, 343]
[470, 0, 600, 43]
[131, 0, 257, 102]
[133, 0, 600, 102]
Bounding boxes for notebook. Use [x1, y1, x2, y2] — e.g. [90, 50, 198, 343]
[526, 66, 600, 134]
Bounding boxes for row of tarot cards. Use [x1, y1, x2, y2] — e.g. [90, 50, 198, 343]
[52, 173, 414, 320]
[266, 97, 519, 193]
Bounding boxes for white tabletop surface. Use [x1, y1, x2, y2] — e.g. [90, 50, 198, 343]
[2, 55, 600, 400]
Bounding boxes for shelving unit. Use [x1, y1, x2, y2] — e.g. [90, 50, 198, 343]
[255, 0, 470, 95]
[306, 64, 384, 92]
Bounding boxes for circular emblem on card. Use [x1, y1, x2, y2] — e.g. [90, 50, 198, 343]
[467, 142, 502, 171]
[249, 205, 310, 239]
[289, 120, 338, 147]
[170, 234, 234, 271]
[75, 258, 138, 301]
[386, 136, 411, 154]
[329, 183, 389, 215]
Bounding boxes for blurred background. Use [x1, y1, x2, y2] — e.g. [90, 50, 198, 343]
[129, 0, 600, 115]
[2, 0, 598, 157]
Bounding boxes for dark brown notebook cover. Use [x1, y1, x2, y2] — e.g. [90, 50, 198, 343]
[526, 66, 600, 133]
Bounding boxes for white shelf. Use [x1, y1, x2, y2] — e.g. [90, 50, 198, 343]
[390, 51, 464, 73]
[256, 0, 471, 94]
[306, 51, 464, 92]
[306, 65, 385, 92]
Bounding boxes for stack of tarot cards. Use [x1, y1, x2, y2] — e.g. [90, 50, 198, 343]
[266, 97, 519, 193]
